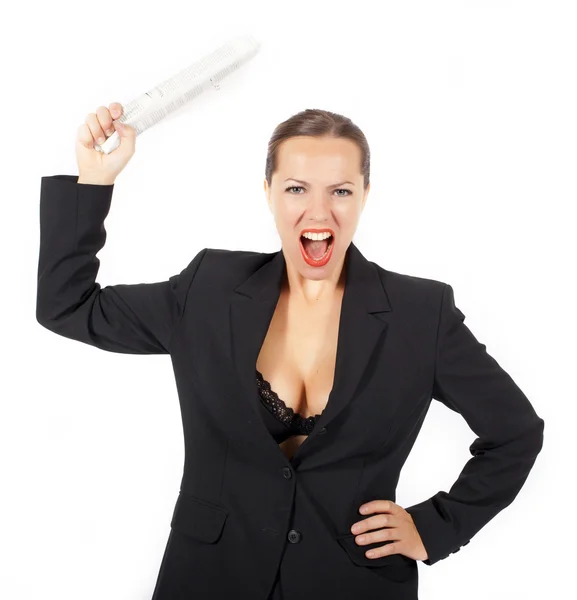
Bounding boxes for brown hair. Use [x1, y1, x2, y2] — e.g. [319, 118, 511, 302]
[265, 108, 370, 191]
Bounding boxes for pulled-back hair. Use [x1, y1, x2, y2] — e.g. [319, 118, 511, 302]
[265, 109, 370, 191]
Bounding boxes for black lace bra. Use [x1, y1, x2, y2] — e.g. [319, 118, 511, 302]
[256, 370, 322, 443]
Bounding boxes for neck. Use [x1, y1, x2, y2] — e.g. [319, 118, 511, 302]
[281, 250, 346, 305]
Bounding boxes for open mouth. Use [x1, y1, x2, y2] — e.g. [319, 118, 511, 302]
[299, 231, 335, 265]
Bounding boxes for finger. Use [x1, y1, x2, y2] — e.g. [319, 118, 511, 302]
[355, 527, 399, 547]
[95, 105, 115, 137]
[85, 112, 107, 146]
[365, 541, 401, 560]
[109, 102, 123, 120]
[351, 514, 391, 534]
[77, 123, 95, 149]
[359, 499, 398, 516]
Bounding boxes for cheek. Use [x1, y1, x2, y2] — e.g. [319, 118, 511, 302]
[274, 207, 300, 229]
[336, 205, 361, 227]
[273, 218, 297, 242]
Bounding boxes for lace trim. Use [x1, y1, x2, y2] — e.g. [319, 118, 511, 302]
[256, 370, 322, 436]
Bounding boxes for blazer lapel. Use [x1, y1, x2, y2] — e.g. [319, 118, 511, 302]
[228, 241, 392, 460]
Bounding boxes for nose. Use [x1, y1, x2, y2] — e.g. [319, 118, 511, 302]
[306, 192, 331, 221]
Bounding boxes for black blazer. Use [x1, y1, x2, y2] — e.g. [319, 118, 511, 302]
[37, 175, 545, 600]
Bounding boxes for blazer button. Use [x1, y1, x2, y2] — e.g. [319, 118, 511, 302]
[318, 427, 327, 435]
[287, 529, 301, 543]
[282, 467, 293, 479]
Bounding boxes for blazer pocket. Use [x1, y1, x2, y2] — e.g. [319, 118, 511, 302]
[170, 491, 229, 544]
[335, 533, 417, 570]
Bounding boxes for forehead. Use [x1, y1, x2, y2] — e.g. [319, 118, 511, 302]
[276, 136, 361, 178]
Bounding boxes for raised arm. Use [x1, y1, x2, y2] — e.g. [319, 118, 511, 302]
[405, 283, 545, 565]
[36, 102, 208, 354]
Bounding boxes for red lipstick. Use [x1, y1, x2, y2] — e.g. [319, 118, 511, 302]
[298, 228, 335, 268]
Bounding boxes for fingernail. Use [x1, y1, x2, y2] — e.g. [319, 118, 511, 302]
[97, 137, 105, 144]
[106, 129, 114, 136]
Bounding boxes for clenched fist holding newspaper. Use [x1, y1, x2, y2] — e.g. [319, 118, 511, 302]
[76, 103, 135, 185]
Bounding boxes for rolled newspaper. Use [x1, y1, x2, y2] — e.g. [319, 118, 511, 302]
[95, 34, 261, 154]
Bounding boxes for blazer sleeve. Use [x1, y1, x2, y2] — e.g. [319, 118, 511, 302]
[404, 283, 545, 566]
[36, 174, 208, 354]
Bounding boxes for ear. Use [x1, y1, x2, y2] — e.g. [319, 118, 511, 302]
[361, 182, 370, 210]
[264, 179, 273, 213]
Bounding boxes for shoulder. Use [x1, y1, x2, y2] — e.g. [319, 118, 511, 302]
[369, 260, 449, 319]
[191, 246, 273, 286]
[373, 260, 447, 297]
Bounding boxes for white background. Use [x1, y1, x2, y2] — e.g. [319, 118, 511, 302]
[2, 0, 575, 598]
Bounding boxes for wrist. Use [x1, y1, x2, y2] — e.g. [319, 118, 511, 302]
[77, 175, 115, 186]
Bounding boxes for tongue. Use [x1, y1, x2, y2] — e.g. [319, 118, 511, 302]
[302, 237, 328, 259]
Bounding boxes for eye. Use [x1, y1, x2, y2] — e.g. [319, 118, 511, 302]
[334, 188, 352, 196]
[285, 186, 352, 196]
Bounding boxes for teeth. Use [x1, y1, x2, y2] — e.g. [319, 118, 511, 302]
[301, 231, 332, 241]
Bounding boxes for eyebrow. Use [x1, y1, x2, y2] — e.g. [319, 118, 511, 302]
[284, 178, 355, 187]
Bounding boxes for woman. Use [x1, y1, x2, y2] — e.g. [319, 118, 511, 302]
[37, 104, 545, 599]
